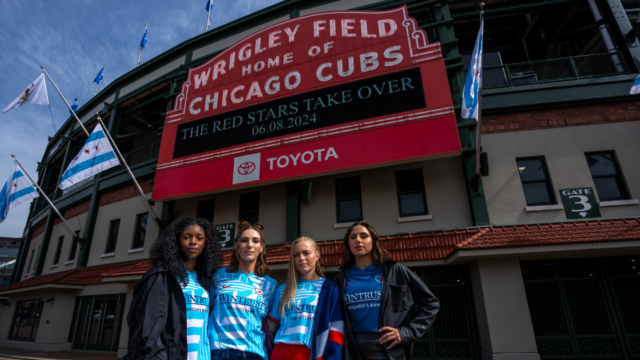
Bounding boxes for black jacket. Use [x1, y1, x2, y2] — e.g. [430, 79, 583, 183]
[335, 259, 439, 360]
[124, 266, 188, 360]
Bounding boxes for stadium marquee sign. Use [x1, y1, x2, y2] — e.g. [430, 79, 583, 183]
[154, 6, 461, 200]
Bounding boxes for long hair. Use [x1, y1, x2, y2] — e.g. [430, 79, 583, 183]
[279, 236, 324, 316]
[342, 221, 391, 268]
[149, 218, 221, 291]
[227, 221, 270, 276]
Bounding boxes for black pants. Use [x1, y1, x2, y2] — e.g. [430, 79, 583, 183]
[353, 332, 388, 360]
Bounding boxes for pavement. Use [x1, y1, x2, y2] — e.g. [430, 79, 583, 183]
[0, 347, 119, 360]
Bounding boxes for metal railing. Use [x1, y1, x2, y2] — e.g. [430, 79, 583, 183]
[480, 52, 629, 89]
[103, 140, 161, 176]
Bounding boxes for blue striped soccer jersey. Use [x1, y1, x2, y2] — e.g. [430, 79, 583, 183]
[208, 267, 278, 358]
[179, 272, 211, 360]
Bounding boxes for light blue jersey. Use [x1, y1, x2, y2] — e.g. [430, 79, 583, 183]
[268, 278, 325, 349]
[179, 272, 211, 360]
[208, 267, 277, 358]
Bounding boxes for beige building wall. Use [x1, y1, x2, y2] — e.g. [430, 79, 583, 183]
[483, 121, 640, 225]
[87, 193, 162, 267]
[20, 234, 43, 280]
[41, 214, 87, 275]
[301, 156, 473, 240]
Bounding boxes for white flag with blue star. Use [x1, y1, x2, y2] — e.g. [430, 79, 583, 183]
[58, 124, 120, 190]
[461, 19, 483, 121]
[0, 164, 39, 223]
[630, 74, 640, 94]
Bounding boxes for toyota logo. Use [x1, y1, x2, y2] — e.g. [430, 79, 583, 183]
[237, 162, 256, 175]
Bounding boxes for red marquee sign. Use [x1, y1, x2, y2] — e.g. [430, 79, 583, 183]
[154, 6, 460, 201]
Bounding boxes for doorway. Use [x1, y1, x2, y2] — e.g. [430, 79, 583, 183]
[69, 294, 125, 352]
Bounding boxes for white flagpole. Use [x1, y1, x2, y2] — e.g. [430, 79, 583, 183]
[475, 3, 484, 176]
[40, 66, 90, 137]
[205, 2, 212, 32]
[137, 23, 148, 68]
[94, 61, 105, 96]
[47, 103, 57, 133]
[94, 113, 161, 226]
[11, 155, 80, 242]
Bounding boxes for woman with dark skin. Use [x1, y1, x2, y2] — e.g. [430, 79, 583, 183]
[335, 221, 439, 360]
[125, 218, 221, 360]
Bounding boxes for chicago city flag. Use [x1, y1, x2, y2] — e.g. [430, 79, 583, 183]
[3, 74, 49, 113]
[0, 165, 39, 223]
[58, 124, 120, 190]
[461, 18, 484, 121]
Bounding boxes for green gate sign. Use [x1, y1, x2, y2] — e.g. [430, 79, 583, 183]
[559, 187, 601, 219]
[216, 223, 236, 248]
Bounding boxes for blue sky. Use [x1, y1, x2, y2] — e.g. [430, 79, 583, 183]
[0, 0, 283, 238]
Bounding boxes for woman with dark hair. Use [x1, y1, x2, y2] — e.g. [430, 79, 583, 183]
[125, 218, 221, 360]
[335, 221, 439, 360]
[208, 221, 278, 360]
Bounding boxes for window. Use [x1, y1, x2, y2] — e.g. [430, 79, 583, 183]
[8, 299, 45, 342]
[0, 248, 19, 258]
[106, 220, 120, 254]
[27, 250, 34, 273]
[585, 152, 629, 201]
[335, 177, 363, 223]
[239, 192, 259, 224]
[68, 231, 80, 262]
[53, 236, 64, 265]
[132, 214, 148, 249]
[395, 169, 428, 217]
[517, 158, 555, 206]
[197, 199, 215, 223]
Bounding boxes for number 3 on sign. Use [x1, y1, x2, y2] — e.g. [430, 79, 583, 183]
[219, 229, 231, 246]
[569, 195, 591, 217]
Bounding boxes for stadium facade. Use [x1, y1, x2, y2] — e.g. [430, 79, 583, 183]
[0, 0, 639, 359]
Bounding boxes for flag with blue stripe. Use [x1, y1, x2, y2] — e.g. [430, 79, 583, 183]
[0, 164, 39, 223]
[94, 66, 104, 85]
[58, 124, 120, 190]
[205, 0, 212, 11]
[140, 28, 148, 49]
[69, 95, 78, 115]
[461, 19, 483, 121]
[630, 74, 640, 94]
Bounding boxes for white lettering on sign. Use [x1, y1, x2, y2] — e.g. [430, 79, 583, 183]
[315, 46, 402, 82]
[266, 147, 339, 170]
[561, 189, 593, 196]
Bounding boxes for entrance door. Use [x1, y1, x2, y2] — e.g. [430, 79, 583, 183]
[71, 294, 125, 352]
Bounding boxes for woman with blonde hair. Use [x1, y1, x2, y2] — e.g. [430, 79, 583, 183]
[207, 222, 278, 360]
[267, 236, 344, 360]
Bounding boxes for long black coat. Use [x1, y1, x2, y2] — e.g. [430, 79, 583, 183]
[124, 266, 188, 360]
[335, 259, 440, 360]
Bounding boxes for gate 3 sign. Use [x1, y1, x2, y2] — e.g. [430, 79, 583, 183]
[153, 6, 461, 201]
[559, 187, 602, 219]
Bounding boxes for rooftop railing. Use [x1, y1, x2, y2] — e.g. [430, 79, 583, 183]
[481, 52, 630, 89]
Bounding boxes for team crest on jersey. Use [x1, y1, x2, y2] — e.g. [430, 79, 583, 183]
[375, 276, 384, 283]
[255, 287, 264, 295]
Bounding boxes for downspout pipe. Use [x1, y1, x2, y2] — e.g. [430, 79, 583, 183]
[587, 0, 626, 72]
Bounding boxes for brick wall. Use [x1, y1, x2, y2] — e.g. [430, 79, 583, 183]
[32, 221, 47, 238]
[99, 179, 154, 207]
[482, 99, 640, 134]
[53, 200, 91, 225]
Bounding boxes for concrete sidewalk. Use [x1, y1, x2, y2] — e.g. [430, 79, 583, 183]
[0, 347, 119, 360]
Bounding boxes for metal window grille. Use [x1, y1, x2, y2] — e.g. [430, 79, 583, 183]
[335, 176, 363, 223]
[522, 257, 640, 359]
[585, 152, 629, 202]
[395, 168, 429, 217]
[517, 157, 555, 206]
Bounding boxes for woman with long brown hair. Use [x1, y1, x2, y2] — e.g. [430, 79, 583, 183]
[207, 222, 278, 360]
[335, 221, 439, 360]
[267, 236, 344, 360]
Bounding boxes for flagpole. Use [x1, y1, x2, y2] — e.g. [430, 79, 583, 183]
[94, 112, 161, 226]
[11, 155, 80, 242]
[40, 66, 90, 137]
[137, 23, 148, 68]
[205, 3, 212, 32]
[47, 103, 57, 133]
[95, 61, 105, 96]
[475, 3, 484, 177]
